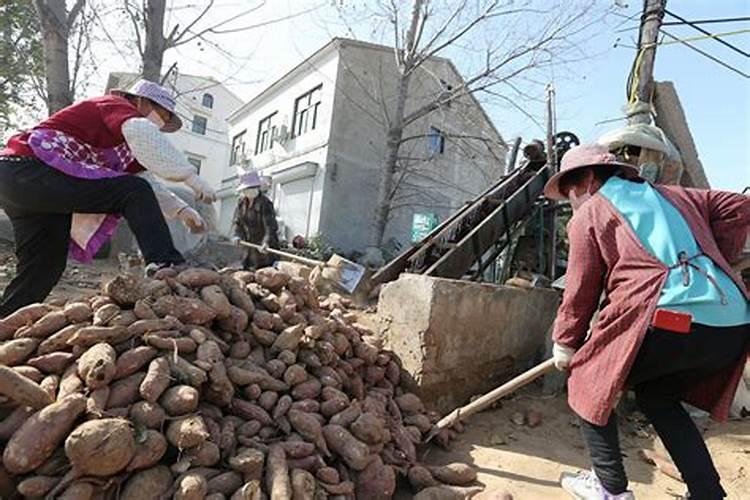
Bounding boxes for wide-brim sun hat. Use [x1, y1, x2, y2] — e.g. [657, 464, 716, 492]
[236, 170, 262, 192]
[111, 78, 182, 133]
[597, 123, 680, 161]
[543, 143, 641, 200]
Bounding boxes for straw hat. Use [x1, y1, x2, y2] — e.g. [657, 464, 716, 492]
[111, 79, 182, 133]
[543, 143, 641, 200]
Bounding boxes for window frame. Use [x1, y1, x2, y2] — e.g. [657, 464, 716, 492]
[201, 93, 214, 109]
[192, 115, 208, 135]
[428, 126, 446, 155]
[255, 112, 278, 155]
[292, 85, 322, 138]
[186, 156, 203, 174]
[230, 130, 247, 165]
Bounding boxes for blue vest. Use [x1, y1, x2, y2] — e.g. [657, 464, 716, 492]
[598, 177, 749, 327]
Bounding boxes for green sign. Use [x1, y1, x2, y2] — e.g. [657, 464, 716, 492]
[411, 213, 439, 242]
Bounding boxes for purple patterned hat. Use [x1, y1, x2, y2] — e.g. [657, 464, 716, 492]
[111, 79, 182, 133]
[236, 170, 262, 192]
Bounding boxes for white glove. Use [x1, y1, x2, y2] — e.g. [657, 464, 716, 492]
[177, 207, 207, 233]
[185, 174, 216, 204]
[552, 343, 576, 371]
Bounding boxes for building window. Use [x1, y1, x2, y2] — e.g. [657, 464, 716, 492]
[428, 126, 446, 155]
[192, 115, 207, 135]
[292, 85, 322, 137]
[255, 112, 277, 154]
[202, 93, 214, 108]
[230, 130, 247, 165]
[187, 156, 202, 174]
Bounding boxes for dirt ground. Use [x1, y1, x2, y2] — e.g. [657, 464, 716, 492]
[413, 385, 750, 499]
[1, 242, 747, 499]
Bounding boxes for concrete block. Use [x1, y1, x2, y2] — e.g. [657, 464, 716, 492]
[377, 274, 559, 413]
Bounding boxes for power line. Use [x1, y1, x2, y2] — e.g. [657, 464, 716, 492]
[662, 16, 750, 27]
[659, 29, 750, 79]
[665, 9, 749, 58]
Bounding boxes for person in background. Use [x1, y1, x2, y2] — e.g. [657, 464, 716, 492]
[546, 144, 749, 500]
[0, 79, 215, 316]
[232, 170, 279, 270]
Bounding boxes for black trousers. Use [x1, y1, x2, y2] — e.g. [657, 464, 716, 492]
[579, 323, 749, 499]
[0, 157, 183, 315]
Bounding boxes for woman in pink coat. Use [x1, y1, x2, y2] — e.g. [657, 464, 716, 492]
[546, 144, 749, 500]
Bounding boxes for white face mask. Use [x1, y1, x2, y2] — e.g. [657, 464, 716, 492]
[147, 110, 166, 130]
[243, 188, 260, 199]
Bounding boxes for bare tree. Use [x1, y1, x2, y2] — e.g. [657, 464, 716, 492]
[335, 0, 601, 246]
[33, 0, 92, 113]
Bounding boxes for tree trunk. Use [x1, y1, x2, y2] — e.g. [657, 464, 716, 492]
[142, 0, 167, 81]
[34, 0, 73, 114]
[373, 73, 410, 247]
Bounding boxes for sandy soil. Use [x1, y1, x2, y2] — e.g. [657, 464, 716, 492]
[412, 386, 749, 499]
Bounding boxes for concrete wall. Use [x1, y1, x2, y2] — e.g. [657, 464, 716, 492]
[378, 274, 559, 413]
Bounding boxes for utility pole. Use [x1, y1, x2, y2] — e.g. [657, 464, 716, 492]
[628, 0, 667, 125]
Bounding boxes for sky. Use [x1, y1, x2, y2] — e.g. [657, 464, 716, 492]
[83, 0, 750, 191]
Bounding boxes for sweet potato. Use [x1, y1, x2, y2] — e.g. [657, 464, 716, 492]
[208, 471, 244, 495]
[15, 310, 69, 338]
[252, 324, 277, 347]
[290, 399, 321, 414]
[317, 466, 340, 485]
[284, 364, 308, 386]
[76, 342, 116, 388]
[220, 277, 256, 317]
[93, 303, 120, 326]
[288, 410, 330, 457]
[120, 465, 173, 500]
[114, 346, 158, 379]
[66, 325, 130, 347]
[0, 406, 34, 440]
[291, 468, 316, 500]
[58, 482, 96, 500]
[272, 395, 293, 420]
[408, 465, 440, 491]
[266, 444, 291, 500]
[167, 415, 210, 449]
[37, 323, 82, 355]
[65, 418, 135, 476]
[355, 456, 396, 500]
[17, 475, 60, 497]
[169, 355, 208, 387]
[107, 372, 146, 408]
[13, 364, 44, 382]
[281, 441, 315, 459]
[322, 424, 371, 470]
[184, 441, 221, 468]
[231, 399, 273, 426]
[206, 362, 234, 407]
[134, 299, 158, 319]
[218, 305, 249, 334]
[58, 364, 83, 400]
[0, 303, 51, 339]
[144, 334, 197, 353]
[175, 472, 209, 500]
[130, 400, 166, 429]
[0, 364, 54, 409]
[292, 379, 322, 400]
[259, 391, 279, 412]
[3, 393, 87, 474]
[109, 309, 138, 327]
[201, 285, 232, 318]
[153, 295, 217, 324]
[27, 351, 75, 375]
[159, 385, 199, 416]
[127, 429, 167, 470]
[396, 393, 425, 415]
[351, 412, 386, 445]
[426, 463, 478, 486]
[127, 316, 182, 336]
[197, 340, 225, 366]
[271, 324, 305, 353]
[266, 358, 287, 379]
[0, 337, 40, 365]
[319, 480, 355, 495]
[140, 357, 171, 403]
[321, 399, 349, 419]
[231, 481, 263, 500]
[62, 302, 91, 324]
[178, 268, 222, 287]
[86, 386, 109, 417]
[255, 268, 289, 292]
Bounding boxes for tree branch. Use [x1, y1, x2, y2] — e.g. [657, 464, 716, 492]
[67, 0, 86, 29]
[122, 0, 144, 57]
[169, 0, 215, 46]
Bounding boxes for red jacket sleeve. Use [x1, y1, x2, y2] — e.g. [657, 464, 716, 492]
[552, 210, 607, 349]
[704, 190, 750, 265]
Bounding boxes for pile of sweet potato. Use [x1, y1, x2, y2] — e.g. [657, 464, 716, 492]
[0, 267, 476, 499]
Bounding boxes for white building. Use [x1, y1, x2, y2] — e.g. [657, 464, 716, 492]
[221, 38, 507, 255]
[105, 72, 243, 192]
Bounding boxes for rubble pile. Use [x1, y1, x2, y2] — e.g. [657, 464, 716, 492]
[0, 266, 476, 499]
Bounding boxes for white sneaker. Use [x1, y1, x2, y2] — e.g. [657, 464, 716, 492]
[560, 470, 635, 500]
